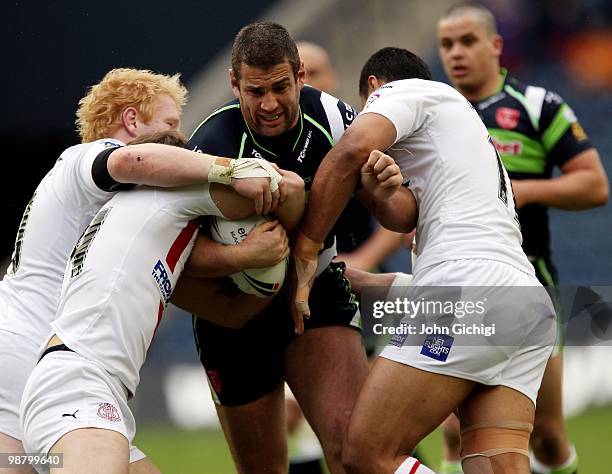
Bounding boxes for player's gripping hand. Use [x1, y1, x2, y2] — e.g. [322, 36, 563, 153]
[288, 231, 323, 334]
[235, 220, 290, 268]
[360, 150, 403, 201]
[209, 157, 282, 215]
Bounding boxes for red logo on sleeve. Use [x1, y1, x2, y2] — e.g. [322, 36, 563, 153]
[496, 107, 520, 129]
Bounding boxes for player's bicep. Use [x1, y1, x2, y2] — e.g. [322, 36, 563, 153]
[559, 148, 607, 184]
[345, 112, 398, 153]
[91, 147, 136, 192]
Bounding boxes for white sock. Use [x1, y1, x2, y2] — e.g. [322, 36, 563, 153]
[530, 444, 578, 474]
[395, 456, 436, 473]
[386, 272, 414, 300]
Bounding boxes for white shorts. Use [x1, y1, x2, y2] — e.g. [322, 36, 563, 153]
[20, 350, 146, 473]
[0, 330, 39, 440]
[379, 259, 556, 405]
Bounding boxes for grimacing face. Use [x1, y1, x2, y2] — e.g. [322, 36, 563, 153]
[231, 61, 305, 137]
[437, 14, 501, 95]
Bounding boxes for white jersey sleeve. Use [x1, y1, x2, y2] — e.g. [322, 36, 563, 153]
[361, 82, 432, 143]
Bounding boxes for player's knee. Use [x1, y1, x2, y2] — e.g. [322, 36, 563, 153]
[342, 444, 385, 474]
[442, 417, 461, 451]
[341, 425, 395, 473]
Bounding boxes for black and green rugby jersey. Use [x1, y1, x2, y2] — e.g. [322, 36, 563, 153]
[472, 70, 593, 261]
[188, 85, 356, 252]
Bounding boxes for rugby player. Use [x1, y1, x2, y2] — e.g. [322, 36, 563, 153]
[19, 129, 298, 473]
[0, 68, 281, 474]
[291, 47, 557, 474]
[176, 22, 402, 474]
[436, 4, 608, 473]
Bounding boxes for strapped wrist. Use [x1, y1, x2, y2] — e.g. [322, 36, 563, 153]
[208, 157, 236, 185]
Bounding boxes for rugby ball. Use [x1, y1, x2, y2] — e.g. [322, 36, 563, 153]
[210, 214, 288, 298]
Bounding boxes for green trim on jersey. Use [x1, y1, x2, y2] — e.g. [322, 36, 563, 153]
[542, 103, 572, 152]
[189, 104, 241, 140]
[489, 129, 547, 173]
[238, 133, 247, 158]
[504, 85, 540, 131]
[243, 107, 305, 158]
[304, 113, 334, 146]
[495, 68, 509, 94]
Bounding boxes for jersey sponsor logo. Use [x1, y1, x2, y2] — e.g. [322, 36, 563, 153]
[344, 103, 355, 124]
[152, 259, 173, 303]
[491, 137, 523, 156]
[544, 91, 563, 105]
[420, 334, 454, 362]
[96, 402, 121, 422]
[495, 107, 520, 129]
[571, 122, 588, 142]
[297, 130, 313, 163]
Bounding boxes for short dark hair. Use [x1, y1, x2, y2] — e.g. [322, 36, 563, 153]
[358, 47, 432, 98]
[441, 2, 498, 36]
[231, 22, 300, 81]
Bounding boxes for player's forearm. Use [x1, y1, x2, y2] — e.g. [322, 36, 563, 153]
[516, 171, 608, 210]
[108, 144, 216, 186]
[183, 234, 247, 278]
[172, 276, 272, 329]
[339, 228, 403, 271]
[344, 267, 397, 297]
[301, 141, 366, 242]
[273, 171, 306, 231]
[359, 187, 417, 233]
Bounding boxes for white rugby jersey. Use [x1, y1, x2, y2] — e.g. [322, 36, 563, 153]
[51, 184, 222, 396]
[361, 79, 532, 275]
[0, 139, 124, 344]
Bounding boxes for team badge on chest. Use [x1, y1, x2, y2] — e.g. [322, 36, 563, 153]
[495, 107, 520, 129]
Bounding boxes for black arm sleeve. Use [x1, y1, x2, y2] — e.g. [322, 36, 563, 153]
[91, 147, 136, 192]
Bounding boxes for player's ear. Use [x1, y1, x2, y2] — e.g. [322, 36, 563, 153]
[492, 34, 503, 58]
[121, 106, 139, 138]
[368, 75, 381, 94]
[297, 60, 306, 90]
[230, 68, 240, 98]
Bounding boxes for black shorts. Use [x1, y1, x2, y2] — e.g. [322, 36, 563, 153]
[193, 261, 360, 406]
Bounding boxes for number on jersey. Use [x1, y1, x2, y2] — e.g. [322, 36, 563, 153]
[7, 191, 37, 275]
[69, 207, 111, 279]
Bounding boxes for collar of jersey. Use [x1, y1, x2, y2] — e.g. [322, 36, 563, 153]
[241, 106, 304, 159]
[472, 68, 509, 106]
[496, 68, 509, 94]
